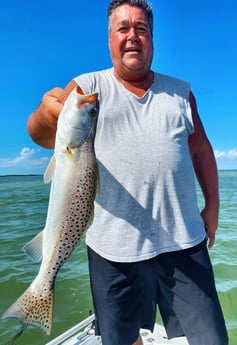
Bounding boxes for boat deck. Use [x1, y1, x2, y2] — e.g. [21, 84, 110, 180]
[45, 315, 189, 345]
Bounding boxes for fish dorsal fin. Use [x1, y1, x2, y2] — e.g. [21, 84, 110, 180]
[22, 231, 43, 263]
[44, 155, 56, 184]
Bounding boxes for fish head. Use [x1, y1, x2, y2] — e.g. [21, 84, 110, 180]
[57, 86, 99, 150]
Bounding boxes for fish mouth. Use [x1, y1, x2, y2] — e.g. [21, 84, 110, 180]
[76, 90, 98, 106]
[78, 94, 97, 104]
[74, 87, 98, 106]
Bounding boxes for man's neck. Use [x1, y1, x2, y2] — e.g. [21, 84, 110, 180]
[114, 70, 154, 97]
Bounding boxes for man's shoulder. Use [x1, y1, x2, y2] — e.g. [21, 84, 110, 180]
[73, 68, 114, 94]
[153, 71, 191, 97]
[75, 67, 113, 80]
[154, 71, 190, 86]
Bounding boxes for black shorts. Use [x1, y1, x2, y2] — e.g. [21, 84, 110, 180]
[87, 240, 228, 345]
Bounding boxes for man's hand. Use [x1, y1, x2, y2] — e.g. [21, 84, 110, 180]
[40, 87, 65, 130]
[201, 207, 218, 249]
[27, 80, 77, 148]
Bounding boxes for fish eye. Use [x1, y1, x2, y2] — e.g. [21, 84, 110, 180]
[89, 108, 97, 118]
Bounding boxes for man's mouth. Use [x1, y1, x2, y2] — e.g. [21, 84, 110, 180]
[125, 47, 142, 53]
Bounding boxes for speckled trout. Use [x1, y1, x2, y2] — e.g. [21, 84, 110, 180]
[2, 87, 99, 335]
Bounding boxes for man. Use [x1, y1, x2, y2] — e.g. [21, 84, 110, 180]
[27, 1, 228, 344]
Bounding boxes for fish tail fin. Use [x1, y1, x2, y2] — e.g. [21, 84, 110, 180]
[1, 284, 54, 335]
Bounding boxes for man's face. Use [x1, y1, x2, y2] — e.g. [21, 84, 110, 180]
[109, 4, 153, 78]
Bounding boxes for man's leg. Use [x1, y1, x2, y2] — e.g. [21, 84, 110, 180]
[133, 335, 143, 345]
[156, 240, 228, 345]
[87, 247, 157, 345]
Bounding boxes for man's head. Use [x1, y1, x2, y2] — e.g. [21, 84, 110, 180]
[107, 0, 153, 38]
[107, 0, 154, 81]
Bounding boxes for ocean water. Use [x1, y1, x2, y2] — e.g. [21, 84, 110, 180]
[0, 172, 236, 345]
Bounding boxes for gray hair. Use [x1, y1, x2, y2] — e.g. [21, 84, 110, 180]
[107, 0, 153, 37]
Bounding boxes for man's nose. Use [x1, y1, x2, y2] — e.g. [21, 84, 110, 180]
[127, 27, 138, 40]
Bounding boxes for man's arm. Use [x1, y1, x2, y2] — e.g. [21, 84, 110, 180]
[189, 91, 219, 249]
[27, 80, 77, 148]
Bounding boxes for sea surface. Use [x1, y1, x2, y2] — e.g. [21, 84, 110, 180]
[0, 172, 236, 345]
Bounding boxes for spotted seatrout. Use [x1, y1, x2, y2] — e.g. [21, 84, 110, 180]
[2, 87, 99, 335]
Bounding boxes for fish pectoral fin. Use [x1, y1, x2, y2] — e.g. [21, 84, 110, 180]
[44, 155, 56, 184]
[22, 231, 43, 263]
[2, 285, 54, 336]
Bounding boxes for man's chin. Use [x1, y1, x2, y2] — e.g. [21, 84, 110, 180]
[122, 60, 145, 72]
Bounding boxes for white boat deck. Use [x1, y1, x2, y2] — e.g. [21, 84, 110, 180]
[45, 315, 189, 345]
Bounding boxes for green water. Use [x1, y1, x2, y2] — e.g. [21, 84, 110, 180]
[0, 173, 236, 345]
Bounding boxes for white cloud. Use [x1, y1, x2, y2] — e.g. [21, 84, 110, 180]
[0, 147, 50, 173]
[214, 149, 237, 170]
[214, 149, 237, 160]
[1, 147, 236, 174]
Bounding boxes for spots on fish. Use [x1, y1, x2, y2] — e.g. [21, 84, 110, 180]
[48, 164, 97, 278]
[2, 286, 54, 335]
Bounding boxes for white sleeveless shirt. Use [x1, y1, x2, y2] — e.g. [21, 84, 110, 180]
[74, 68, 206, 262]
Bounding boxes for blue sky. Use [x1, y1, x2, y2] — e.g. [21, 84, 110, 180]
[0, 0, 236, 174]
